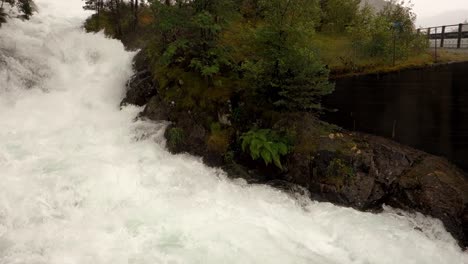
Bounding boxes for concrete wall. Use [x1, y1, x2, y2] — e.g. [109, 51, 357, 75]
[324, 62, 468, 171]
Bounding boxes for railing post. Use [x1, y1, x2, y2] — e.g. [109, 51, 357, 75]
[427, 28, 431, 47]
[434, 27, 438, 62]
[457, 23, 463, 49]
[441, 26, 446, 48]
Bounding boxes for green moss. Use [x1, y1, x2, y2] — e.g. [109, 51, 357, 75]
[326, 158, 355, 178]
[224, 151, 235, 164]
[167, 127, 185, 149]
[155, 66, 235, 115]
[321, 158, 355, 190]
[207, 122, 231, 154]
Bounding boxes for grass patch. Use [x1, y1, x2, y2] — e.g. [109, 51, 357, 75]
[313, 33, 468, 78]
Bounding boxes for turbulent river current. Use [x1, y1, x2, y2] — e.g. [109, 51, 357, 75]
[0, 1, 467, 263]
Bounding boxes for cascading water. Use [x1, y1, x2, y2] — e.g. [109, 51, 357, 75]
[0, 1, 466, 263]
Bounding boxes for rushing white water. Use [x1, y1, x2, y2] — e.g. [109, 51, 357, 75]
[0, 1, 466, 263]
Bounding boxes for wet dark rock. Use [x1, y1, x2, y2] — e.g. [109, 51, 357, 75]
[121, 51, 157, 107]
[121, 69, 157, 107]
[223, 162, 269, 184]
[141, 96, 170, 121]
[281, 114, 468, 248]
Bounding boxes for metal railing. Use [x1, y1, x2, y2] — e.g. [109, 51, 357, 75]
[418, 23, 468, 49]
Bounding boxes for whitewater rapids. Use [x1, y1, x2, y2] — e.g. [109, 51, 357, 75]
[0, 1, 466, 263]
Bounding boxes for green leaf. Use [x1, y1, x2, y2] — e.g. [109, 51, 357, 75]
[240, 128, 292, 170]
[250, 138, 263, 159]
[261, 149, 272, 165]
[272, 154, 283, 170]
[277, 143, 289, 155]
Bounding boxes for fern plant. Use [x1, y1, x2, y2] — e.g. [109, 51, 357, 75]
[241, 129, 291, 169]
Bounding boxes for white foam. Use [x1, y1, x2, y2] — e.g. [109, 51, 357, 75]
[0, 1, 466, 263]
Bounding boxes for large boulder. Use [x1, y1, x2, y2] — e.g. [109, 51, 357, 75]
[121, 51, 157, 107]
[283, 114, 468, 248]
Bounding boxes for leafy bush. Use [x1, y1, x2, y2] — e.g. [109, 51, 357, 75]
[149, 0, 236, 80]
[348, 1, 427, 61]
[17, 0, 32, 19]
[320, 0, 361, 33]
[241, 129, 291, 169]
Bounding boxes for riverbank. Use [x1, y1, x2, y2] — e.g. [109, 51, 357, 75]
[84, 4, 468, 248]
[120, 47, 468, 248]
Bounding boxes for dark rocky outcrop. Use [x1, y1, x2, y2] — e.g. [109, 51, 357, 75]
[281, 115, 468, 247]
[122, 50, 468, 248]
[121, 51, 158, 107]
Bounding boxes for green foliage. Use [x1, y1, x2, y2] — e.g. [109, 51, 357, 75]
[84, 13, 105, 32]
[242, 0, 334, 112]
[210, 122, 222, 133]
[149, 0, 237, 79]
[319, 0, 361, 33]
[167, 127, 185, 149]
[347, 1, 427, 61]
[241, 129, 291, 169]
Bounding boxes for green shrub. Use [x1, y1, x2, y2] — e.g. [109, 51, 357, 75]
[242, 0, 334, 112]
[241, 129, 291, 169]
[347, 1, 427, 62]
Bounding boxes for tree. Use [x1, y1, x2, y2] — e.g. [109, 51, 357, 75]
[347, 0, 426, 61]
[319, 0, 361, 33]
[129, 0, 139, 29]
[243, 0, 334, 112]
[83, 0, 104, 28]
[0, 0, 34, 22]
[83, 0, 104, 15]
[239, 0, 262, 19]
[149, 0, 237, 80]
[1, 0, 16, 9]
[17, 0, 32, 19]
